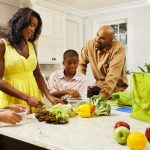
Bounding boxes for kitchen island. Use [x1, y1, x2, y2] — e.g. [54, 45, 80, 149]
[0, 106, 149, 150]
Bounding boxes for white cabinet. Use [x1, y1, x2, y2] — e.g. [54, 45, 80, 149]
[36, 36, 55, 64]
[37, 6, 53, 37]
[33, 6, 66, 64]
[20, 1, 83, 65]
[65, 14, 83, 52]
[54, 11, 65, 39]
[53, 11, 66, 64]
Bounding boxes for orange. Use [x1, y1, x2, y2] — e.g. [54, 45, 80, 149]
[127, 132, 147, 150]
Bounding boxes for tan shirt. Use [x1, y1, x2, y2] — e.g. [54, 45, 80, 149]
[77, 38, 128, 98]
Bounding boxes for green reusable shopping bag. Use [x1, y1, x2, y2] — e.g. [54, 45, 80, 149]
[112, 92, 132, 106]
[130, 73, 150, 123]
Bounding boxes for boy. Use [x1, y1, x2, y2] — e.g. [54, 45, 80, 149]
[48, 50, 88, 101]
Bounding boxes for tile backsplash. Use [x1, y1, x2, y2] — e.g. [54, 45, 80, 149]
[39, 64, 63, 80]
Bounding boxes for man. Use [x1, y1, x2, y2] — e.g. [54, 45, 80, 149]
[77, 25, 128, 98]
[48, 49, 88, 101]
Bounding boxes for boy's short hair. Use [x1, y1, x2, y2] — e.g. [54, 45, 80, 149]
[63, 49, 79, 60]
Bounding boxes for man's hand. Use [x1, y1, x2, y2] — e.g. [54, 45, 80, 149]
[26, 96, 44, 107]
[65, 89, 81, 98]
[0, 110, 22, 125]
[87, 86, 101, 98]
[4, 104, 28, 113]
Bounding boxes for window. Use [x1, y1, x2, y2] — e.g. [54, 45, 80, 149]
[94, 18, 129, 69]
[111, 22, 127, 48]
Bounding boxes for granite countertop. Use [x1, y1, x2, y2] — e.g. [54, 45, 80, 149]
[0, 106, 150, 150]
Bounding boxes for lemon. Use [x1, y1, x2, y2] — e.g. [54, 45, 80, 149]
[127, 132, 147, 150]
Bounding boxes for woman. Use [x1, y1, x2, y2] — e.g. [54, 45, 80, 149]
[0, 7, 62, 112]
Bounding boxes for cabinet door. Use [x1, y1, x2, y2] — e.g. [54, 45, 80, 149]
[53, 11, 66, 62]
[37, 36, 55, 64]
[54, 11, 65, 39]
[35, 6, 53, 37]
[65, 16, 83, 52]
[35, 7, 66, 64]
[54, 39, 65, 63]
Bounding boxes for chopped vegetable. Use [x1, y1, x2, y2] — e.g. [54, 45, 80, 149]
[94, 101, 111, 116]
[35, 104, 76, 124]
[89, 95, 104, 107]
[89, 95, 111, 116]
[76, 103, 91, 118]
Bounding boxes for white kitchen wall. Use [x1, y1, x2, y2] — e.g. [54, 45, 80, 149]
[0, 1, 19, 27]
[39, 64, 61, 80]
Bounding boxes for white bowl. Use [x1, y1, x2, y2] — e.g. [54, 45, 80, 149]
[17, 109, 28, 122]
[67, 98, 89, 109]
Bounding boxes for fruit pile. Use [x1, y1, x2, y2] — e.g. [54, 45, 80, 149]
[113, 121, 149, 150]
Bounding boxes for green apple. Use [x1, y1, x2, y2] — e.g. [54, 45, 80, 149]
[113, 126, 130, 145]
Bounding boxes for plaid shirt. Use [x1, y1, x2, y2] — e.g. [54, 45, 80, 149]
[48, 70, 88, 100]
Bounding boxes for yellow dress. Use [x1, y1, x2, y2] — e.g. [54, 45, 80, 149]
[0, 39, 43, 112]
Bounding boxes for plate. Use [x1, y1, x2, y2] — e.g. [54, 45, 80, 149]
[67, 98, 89, 109]
[67, 98, 88, 103]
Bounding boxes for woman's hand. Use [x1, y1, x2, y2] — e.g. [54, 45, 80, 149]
[49, 96, 63, 104]
[4, 104, 28, 113]
[0, 109, 22, 125]
[26, 96, 44, 107]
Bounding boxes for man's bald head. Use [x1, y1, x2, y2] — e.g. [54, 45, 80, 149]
[95, 25, 115, 50]
[98, 25, 115, 36]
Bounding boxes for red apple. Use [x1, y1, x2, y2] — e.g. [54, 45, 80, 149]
[115, 121, 130, 130]
[145, 128, 150, 143]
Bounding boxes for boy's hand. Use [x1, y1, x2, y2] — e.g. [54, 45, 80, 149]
[49, 96, 63, 104]
[65, 89, 81, 98]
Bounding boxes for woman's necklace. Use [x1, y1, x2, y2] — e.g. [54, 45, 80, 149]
[16, 42, 29, 58]
[19, 42, 27, 51]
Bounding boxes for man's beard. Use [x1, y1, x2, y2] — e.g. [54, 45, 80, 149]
[95, 42, 106, 50]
